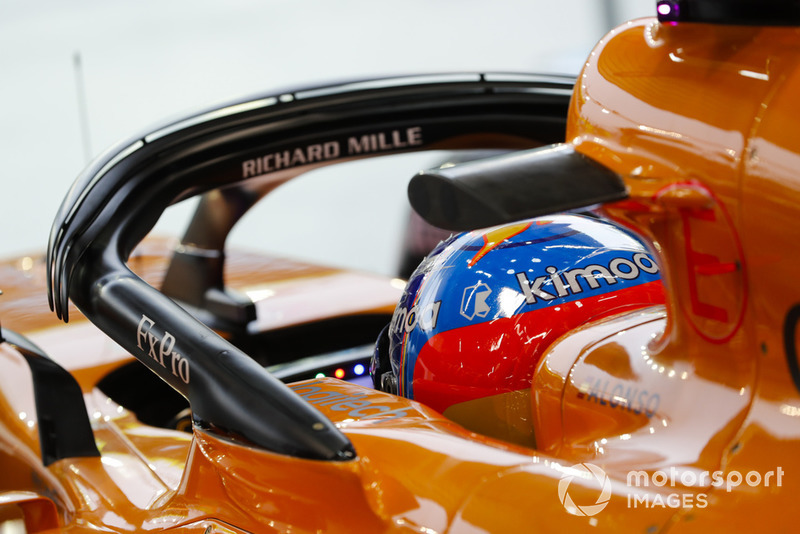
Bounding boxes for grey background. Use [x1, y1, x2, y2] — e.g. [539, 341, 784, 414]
[0, 1, 652, 275]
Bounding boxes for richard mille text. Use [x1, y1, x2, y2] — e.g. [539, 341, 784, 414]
[241, 126, 423, 178]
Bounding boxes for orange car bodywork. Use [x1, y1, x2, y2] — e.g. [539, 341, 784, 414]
[2, 15, 800, 534]
[556, 18, 800, 529]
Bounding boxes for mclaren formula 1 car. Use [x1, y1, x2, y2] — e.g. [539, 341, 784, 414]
[3, 1, 800, 532]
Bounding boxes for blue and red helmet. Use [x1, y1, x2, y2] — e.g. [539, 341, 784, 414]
[373, 213, 664, 446]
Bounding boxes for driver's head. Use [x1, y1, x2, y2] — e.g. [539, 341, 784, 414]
[372, 213, 663, 446]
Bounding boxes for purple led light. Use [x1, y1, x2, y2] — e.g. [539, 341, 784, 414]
[656, 1, 680, 21]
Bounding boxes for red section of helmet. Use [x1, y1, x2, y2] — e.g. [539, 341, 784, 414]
[412, 281, 665, 414]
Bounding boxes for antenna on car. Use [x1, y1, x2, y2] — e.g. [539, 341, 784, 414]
[73, 51, 93, 164]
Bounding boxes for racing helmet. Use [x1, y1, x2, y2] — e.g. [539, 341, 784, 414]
[372, 213, 664, 447]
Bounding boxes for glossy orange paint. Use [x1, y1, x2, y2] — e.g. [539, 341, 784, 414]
[557, 17, 800, 530]
[4, 14, 800, 534]
[2, 372, 675, 532]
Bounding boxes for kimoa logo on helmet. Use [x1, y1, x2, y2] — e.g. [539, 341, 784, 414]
[558, 463, 613, 517]
[516, 252, 659, 304]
